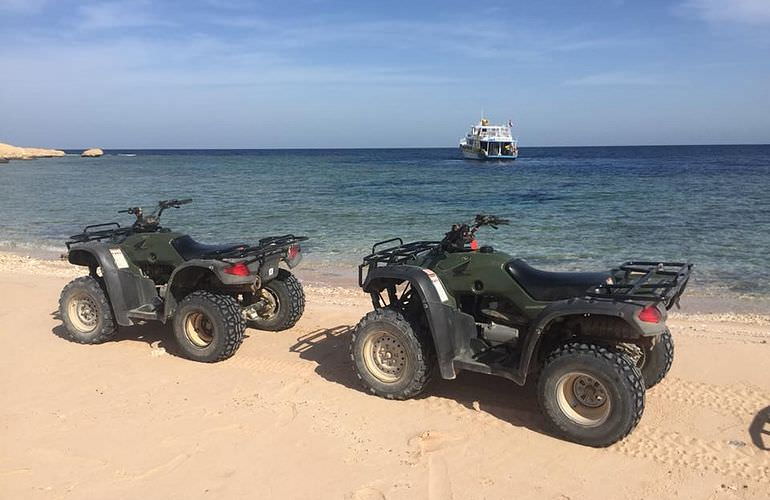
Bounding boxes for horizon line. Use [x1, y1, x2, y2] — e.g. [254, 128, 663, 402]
[55, 143, 770, 151]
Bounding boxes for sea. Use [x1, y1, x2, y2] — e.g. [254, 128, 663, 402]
[1, 146, 769, 306]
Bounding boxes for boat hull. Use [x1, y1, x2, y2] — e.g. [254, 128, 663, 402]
[460, 146, 517, 160]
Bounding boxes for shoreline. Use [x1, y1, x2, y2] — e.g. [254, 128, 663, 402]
[2, 249, 770, 318]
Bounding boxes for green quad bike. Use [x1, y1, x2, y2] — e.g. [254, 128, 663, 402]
[59, 199, 307, 362]
[353, 215, 692, 447]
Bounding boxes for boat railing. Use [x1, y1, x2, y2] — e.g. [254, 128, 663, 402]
[472, 127, 514, 141]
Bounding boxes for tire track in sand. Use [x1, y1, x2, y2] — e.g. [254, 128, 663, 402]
[225, 355, 319, 378]
[615, 427, 769, 483]
[650, 378, 770, 417]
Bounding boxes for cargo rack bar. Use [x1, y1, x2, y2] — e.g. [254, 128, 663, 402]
[358, 238, 442, 287]
[587, 261, 693, 309]
[67, 224, 307, 264]
[213, 235, 308, 264]
[66, 223, 132, 249]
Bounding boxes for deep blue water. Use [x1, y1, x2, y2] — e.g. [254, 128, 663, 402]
[1, 146, 769, 297]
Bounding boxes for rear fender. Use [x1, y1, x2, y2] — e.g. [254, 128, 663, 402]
[67, 244, 156, 326]
[164, 260, 256, 319]
[517, 298, 668, 383]
[362, 265, 476, 379]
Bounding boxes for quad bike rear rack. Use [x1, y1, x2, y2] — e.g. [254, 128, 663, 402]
[358, 238, 442, 287]
[587, 261, 693, 309]
[213, 235, 309, 264]
[67, 223, 307, 265]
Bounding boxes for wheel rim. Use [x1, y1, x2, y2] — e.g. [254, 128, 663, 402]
[362, 330, 408, 383]
[244, 288, 280, 322]
[555, 372, 612, 427]
[183, 311, 214, 348]
[67, 293, 99, 333]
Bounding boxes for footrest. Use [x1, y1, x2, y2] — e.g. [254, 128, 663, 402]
[127, 303, 161, 321]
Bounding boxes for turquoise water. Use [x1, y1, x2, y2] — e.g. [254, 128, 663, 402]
[1, 146, 768, 297]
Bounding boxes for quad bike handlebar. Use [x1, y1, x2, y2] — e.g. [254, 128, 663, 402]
[442, 213, 509, 250]
[473, 214, 510, 229]
[118, 198, 193, 232]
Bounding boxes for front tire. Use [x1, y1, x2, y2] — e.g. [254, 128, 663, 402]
[243, 270, 305, 331]
[59, 276, 117, 344]
[173, 291, 245, 362]
[350, 308, 435, 400]
[538, 342, 645, 447]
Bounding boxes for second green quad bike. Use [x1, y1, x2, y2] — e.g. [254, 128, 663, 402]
[353, 215, 692, 447]
[59, 199, 307, 362]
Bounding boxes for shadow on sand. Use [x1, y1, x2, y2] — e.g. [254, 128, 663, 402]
[49, 309, 250, 360]
[290, 325, 550, 437]
[749, 406, 770, 451]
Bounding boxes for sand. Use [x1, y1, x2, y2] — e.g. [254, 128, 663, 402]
[0, 252, 768, 499]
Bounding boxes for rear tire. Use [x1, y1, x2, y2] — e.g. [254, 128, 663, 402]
[619, 329, 674, 389]
[538, 342, 645, 447]
[640, 329, 674, 388]
[173, 291, 245, 362]
[59, 276, 117, 344]
[244, 270, 305, 331]
[350, 308, 435, 400]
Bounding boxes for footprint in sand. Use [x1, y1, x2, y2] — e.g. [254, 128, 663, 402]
[405, 431, 459, 499]
[428, 455, 454, 500]
[408, 430, 465, 457]
[348, 486, 385, 500]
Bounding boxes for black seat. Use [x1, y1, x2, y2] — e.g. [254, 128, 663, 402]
[505, 259, 609, 302]
[171, 235, 247, 261]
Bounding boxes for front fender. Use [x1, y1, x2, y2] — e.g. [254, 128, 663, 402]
[67, 243, 156, 326]
[363, 265, 476, 380]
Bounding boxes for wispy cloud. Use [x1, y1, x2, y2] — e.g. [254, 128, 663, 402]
[683, 0, 770, 26]
[0, 33, 456, 90]
[78, 0, 173, 29]
[0, 0, 48, 13]
[207, 16, 646, 63]
[563, 71, 666, 86]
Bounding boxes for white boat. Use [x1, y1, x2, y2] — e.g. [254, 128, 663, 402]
[459, 118, 518, 160]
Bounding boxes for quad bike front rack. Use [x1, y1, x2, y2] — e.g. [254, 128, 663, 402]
[358, 238, 443, 287]
[66, 223, 132, 249]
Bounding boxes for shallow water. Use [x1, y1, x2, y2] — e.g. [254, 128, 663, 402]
[1, 146, 768, 298]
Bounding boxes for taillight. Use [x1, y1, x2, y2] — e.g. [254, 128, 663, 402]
[469, 239, 479, 250]
[224, 261, 250, 276]
[287, 244, 300, 260]
[638, 305, 662, 323]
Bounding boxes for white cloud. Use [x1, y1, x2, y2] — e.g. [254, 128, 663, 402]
[684, 0, 770, 25]
[563, 71, 665, 86]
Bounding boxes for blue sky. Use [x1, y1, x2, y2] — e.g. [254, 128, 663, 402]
[1, 0, 768, 148]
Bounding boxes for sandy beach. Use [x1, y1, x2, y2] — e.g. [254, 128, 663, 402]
[0, 251, 768, 499]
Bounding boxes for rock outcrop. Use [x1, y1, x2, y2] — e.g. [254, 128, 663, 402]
[0, 143, 65, 160]
[81, 148, 104, 157]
